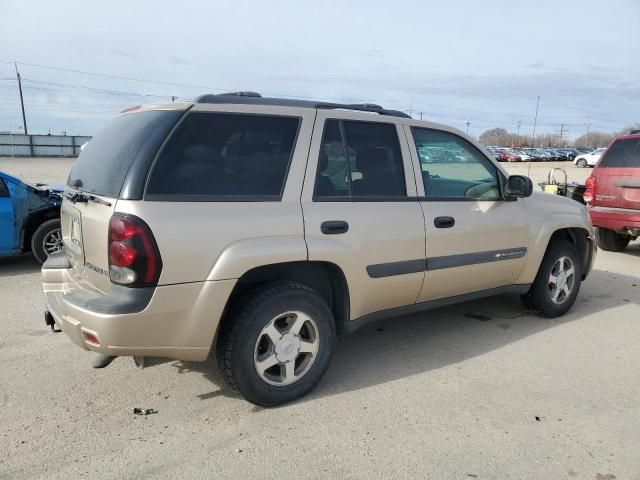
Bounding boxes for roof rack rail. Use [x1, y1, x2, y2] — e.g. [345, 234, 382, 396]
[216, 91, 262, 97]
[193, 93, 410, 118]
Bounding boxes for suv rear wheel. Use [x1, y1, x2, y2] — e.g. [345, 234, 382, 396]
[217, 281, 335, 406]
[595, 227, 631, 252]
[522, 240, 582, 317]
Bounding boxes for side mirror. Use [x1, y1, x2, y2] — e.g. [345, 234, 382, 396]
[505, 175, 533, 198]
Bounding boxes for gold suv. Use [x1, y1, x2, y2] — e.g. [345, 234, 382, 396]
[42, 93, 596, 406]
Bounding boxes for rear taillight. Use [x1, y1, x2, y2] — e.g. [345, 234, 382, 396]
[584, 176, 596, 204]
[108, 213, 162, 287]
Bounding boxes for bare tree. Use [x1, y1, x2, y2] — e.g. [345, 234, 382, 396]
[573, 131, 614, 148]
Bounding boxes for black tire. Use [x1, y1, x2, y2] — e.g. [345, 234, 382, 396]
[595, 227, 631, 252]
[522, 240, 582, 318]
[576, 158, 587, 168]
[31, 219, 62, 264]
[217, 281, 335, 406]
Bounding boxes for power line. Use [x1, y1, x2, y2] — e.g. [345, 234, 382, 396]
[5, 58, 609, 121]
[22, 78, 178, 100]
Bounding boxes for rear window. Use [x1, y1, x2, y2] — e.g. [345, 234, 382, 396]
[145, 112, 300, 200]
[599, 138, 640, 168]
[67, 110, 182, 197]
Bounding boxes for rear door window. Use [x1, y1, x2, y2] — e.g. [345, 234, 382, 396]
[145, 112, 300, 200]
[599, 138, 640, 168]
[314, 119, 406, 199]
[67, 110, 182, 197]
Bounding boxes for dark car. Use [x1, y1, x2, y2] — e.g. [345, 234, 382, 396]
[584, 132, 640, 251]
[0, 171, 63, 263]
[557, 148, 578, 161]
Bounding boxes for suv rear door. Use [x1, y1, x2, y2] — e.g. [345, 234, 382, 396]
[593, 136, 640, 210]
[301, 110, 426, 320]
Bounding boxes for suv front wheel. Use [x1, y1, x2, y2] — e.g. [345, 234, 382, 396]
[522, 240, 582, 317]
[217, 281, 335, 406]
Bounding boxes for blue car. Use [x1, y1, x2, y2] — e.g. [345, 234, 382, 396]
[0, 171, 63, 263]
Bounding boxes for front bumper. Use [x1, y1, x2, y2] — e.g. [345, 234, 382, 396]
[42, 250, 236, 361]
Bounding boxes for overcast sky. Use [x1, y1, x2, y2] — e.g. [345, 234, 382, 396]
[0, 0, 638, 139]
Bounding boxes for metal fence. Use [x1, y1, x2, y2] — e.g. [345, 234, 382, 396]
[0, 134, 92, 157]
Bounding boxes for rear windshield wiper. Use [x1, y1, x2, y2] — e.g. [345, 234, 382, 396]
[64, 191, 112, 207]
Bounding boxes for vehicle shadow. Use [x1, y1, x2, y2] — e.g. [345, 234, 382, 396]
[620, 242, 640, 258]
[173, 267, 639, 405]
[0, 254, 40, 278]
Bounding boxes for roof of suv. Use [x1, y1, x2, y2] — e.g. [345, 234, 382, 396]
[193, 92, 411, 118]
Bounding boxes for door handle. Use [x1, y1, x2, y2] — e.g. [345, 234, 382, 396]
[434, 216, 455, 228]
[321, 220, 349, 235]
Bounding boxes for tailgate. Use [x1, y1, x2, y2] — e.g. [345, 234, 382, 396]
[61, 195, 116, 294]
[594, 137, 640, 209]
[594, 169, 640, 210]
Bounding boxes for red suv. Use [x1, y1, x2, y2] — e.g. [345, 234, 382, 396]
[584, 131, 640, 251]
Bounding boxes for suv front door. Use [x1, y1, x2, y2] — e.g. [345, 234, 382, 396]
[301, 111, 426, 320]
[406, 125, 530, 302]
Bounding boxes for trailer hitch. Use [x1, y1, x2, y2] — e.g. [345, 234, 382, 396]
[44, 311, 61, 333]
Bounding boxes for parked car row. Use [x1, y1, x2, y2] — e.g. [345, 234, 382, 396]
[484, 146, 595, 162]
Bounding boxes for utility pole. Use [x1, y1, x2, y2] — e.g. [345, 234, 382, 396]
[585, 117, 591, 148]
[14, 63, 28, 135]
[531, 96, 540, 147]
[466, 121, 470, 135]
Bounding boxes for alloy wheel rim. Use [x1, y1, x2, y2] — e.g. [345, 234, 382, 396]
[548, 256, 576, 305]
[254, 311, 319, 386]
[43, 229, 63, 255]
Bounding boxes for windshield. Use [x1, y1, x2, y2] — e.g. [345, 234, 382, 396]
[67, 110, 182, 197]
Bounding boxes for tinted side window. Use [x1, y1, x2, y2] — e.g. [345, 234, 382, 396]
[599, 138, 640, 168]
[0, 179, 8, 197]
[146, 113, 300, 200]
[314, 119, 406, 199]
[412, 128, 501, 199]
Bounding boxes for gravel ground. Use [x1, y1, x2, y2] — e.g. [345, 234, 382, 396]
[1, 157, 638, 480]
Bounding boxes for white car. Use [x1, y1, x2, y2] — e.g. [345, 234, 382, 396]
[574, 148, 605, 167]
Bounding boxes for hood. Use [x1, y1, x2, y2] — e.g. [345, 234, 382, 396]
[0, 171, 63, 204]
[29, 181, 65, 193]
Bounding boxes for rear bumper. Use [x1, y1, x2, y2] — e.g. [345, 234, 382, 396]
[589, 206, 640, 233]
[41, 250, 236, 361]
